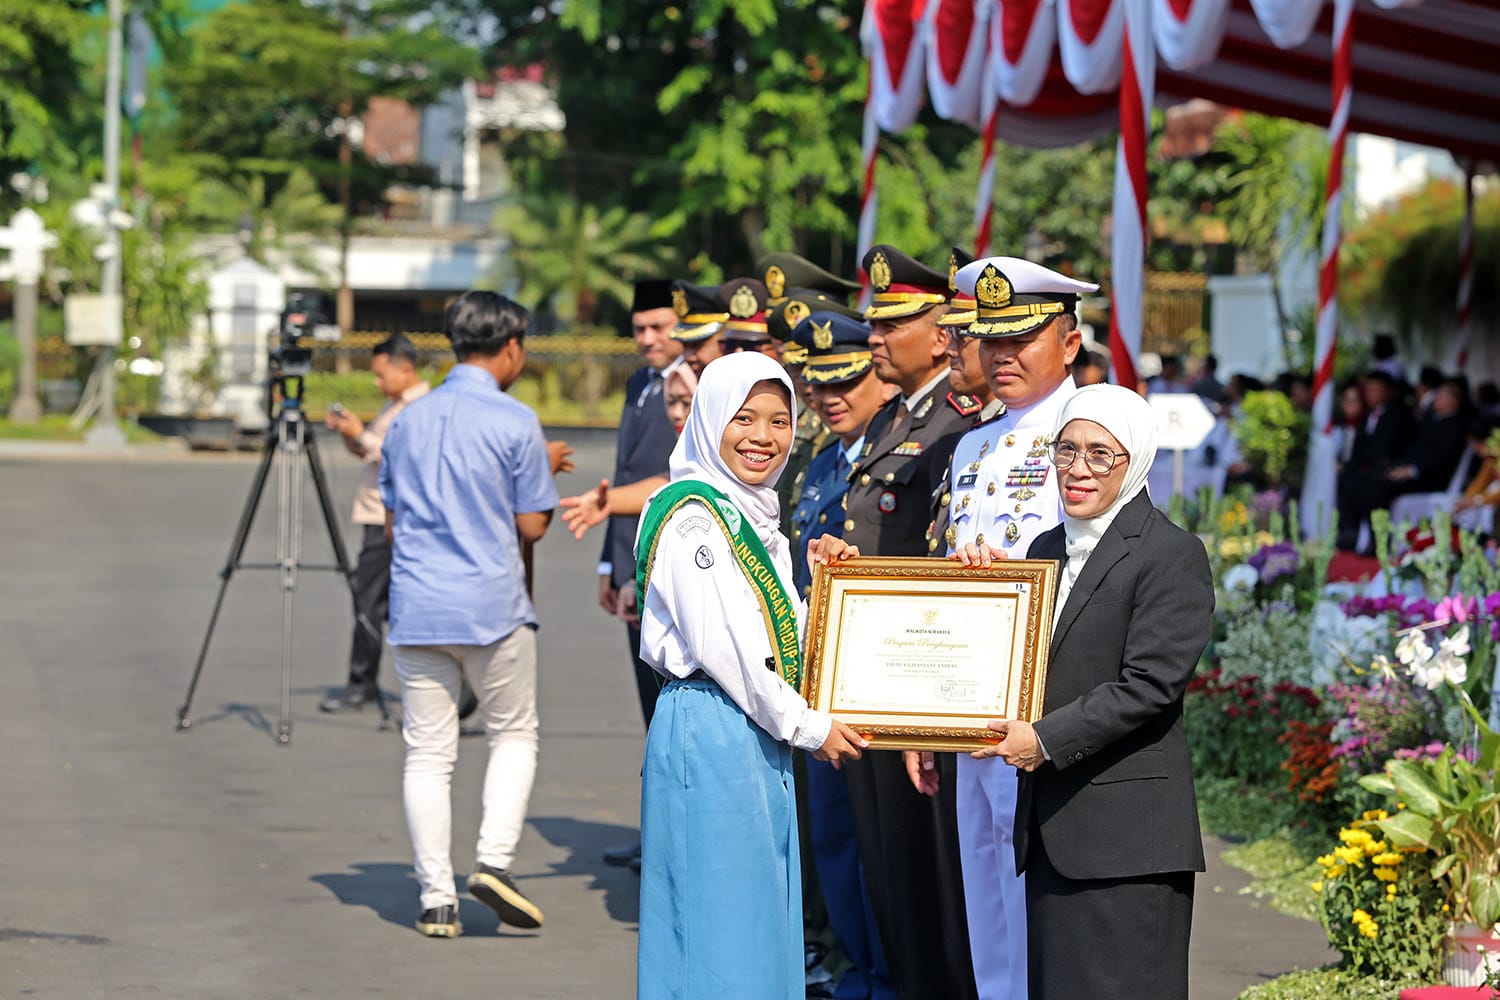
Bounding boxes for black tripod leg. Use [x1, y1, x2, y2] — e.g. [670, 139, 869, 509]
[305, 432, 393, 730]
[178, 435, 278, 731]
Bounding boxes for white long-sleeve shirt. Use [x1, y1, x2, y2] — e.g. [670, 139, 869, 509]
[638, 501, 832, 752]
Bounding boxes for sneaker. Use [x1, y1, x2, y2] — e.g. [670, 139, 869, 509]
[319, 685, 378, 713]
[415, 905, 461, 938]
[467, 863, 544, 929]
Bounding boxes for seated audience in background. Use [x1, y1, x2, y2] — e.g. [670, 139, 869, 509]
[1371, 333, 1405, 382]
[1412, 365, 1444, 418]
[1334, 380, 1367, 468]
[1336, 370, 1414, 551]
[1454, 421, 1500, 520]
[1476, 382, 1500, 421]
[1387, 377, 1469, 496]
[1071, 349, 1109, 387]
[1189, 355, 1226, 406]
[1147, 354, 1189, 394]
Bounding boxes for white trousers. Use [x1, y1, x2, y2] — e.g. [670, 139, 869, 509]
[956, 753, 1028, 1000]
[394, 627, 539, 910]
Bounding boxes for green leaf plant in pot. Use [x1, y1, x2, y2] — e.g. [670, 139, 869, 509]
[1359, 621, 1500, 987]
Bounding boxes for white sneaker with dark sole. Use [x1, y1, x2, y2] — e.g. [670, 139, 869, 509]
[467, 863, 544, 929]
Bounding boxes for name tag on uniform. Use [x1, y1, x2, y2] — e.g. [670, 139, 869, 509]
[1005, 462, 1049, 488]
[892, 441, 924, 457]
[957, 471, 979, 489]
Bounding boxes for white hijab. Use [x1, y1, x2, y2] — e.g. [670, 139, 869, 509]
[666, 352, 796, 558]
[1053, 384, 1158, 597]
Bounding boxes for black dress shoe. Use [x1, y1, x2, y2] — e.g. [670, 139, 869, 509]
[602, 842, 642, 867]
[467, 863, 544, 929]
[415, 905, 461, 938]
[319, 685, 377, 713]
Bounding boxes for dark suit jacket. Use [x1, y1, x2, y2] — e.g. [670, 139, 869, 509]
[600, 366, 678, 588]
[1015, 491, 1214, 881]
[844, 391, 970, 557]
[1349, 403, 1414, 475]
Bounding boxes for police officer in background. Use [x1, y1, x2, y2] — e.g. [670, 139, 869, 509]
[928, 248, 1003, 558]
[789, 310, 898, 1000]
[716, 277, 775, 356]
[909, 255, 1097, 1000]
[669, 281, 727, 377]
[599, 279, 682, 870]
[841, 243, 979, 1000]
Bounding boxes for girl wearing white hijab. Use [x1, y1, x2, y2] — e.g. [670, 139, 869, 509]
[632, 352, 866, 999]
[957, 384, 1214, 1000]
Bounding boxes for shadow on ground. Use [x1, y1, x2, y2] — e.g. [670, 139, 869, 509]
[310, 862, 539, 937]
[529, 816, 641, 926]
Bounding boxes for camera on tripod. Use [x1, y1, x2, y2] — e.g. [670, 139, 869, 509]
[271, 292, 341, 379]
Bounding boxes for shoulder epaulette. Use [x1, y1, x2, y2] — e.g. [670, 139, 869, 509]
[946, 391, 982, 417]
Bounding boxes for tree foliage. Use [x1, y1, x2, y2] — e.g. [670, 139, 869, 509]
[1343, 178, 1500, 337]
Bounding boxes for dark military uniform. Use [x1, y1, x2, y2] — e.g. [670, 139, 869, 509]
[843, 391, 978, 1000]
[788, 309, 897, 1000]
[842, 385, 971, 559]
[840, 244, 980, 1000]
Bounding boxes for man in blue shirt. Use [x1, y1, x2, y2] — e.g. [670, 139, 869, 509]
[379, 291, 559, 940]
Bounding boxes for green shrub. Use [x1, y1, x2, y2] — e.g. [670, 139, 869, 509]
[1236, 967, 1426, 1000]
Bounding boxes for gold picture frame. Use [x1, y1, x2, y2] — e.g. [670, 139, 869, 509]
[802, 556, 1058, 752]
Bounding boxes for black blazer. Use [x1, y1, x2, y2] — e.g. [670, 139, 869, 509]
[1015, 491, 1214, 881]
[600, 366, 679, 588]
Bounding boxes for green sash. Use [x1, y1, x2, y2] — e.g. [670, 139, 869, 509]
[635, 480, 802, 692]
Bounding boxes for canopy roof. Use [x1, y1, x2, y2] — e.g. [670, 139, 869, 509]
[867, 0, 1500, 163]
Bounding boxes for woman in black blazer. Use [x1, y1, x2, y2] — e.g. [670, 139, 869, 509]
[957, 384, 1214, 1000]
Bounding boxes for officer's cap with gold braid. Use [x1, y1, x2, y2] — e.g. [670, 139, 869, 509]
[670, 281, 728, 343]
[768, 290, 863, 364]
[861, 244, 950, 320]
[755, 252, 860, 304]
[953, 256, 1099, 338]
[792, 311, 874, 385]
[937, 247, 977, 329]
[716, 278, 772, 345]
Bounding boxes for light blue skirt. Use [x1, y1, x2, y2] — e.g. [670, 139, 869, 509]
[638, 679, 802, 1000]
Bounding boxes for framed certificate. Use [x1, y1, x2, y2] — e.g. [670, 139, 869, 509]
[802, 556, 1058, 752]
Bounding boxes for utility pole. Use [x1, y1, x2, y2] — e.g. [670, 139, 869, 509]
[85, 0, 128, 449]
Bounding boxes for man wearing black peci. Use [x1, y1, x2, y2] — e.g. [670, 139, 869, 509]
[599, 279, 683, 870]
[838, 244, 979, 1000]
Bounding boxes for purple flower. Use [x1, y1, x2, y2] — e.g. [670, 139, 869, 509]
[1249, 541, 1299, 587]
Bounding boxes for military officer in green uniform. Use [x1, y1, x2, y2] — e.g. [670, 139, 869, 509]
[669, 280, 727, 377]
[758, 253, 865, 528]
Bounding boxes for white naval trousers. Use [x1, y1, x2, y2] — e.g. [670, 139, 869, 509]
[956, 753, 1028, 1000]
[394, 626, 539, 910]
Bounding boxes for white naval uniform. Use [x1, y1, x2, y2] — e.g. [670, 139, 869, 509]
[946, 377, 1073, 1000]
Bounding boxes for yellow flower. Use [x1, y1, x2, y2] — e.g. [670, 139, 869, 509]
[1387, 884, 1398, 897]
[1326, 864, 1348, 879]
[1360, 920, 1380, 939]
[1373, 852, 1403, 866]
[1374, 867, 1399, 882]
[1364, 840, 1388, 857]
[1317, 854, 1336, 867]
[1353, 909, 1372, 922]
[1362, 809, 1389, 822]
[1311, 881, 1324, 894]
[1340, 828, 1373, 846]
[1335, 846, 1365, 865]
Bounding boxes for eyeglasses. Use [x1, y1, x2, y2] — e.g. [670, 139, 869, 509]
[1050, 442, 1129, 475]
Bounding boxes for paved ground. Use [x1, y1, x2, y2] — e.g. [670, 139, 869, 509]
[0, 431, 1332, 998]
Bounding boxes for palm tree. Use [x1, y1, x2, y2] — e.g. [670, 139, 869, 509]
[493, 193, 668, 327]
